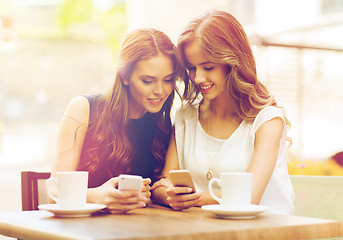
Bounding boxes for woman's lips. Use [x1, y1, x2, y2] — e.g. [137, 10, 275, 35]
[148, 98, 164, 104]
[199, 84, 214, 92]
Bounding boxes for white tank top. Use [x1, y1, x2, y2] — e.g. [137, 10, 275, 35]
[174, 105, 295, 214]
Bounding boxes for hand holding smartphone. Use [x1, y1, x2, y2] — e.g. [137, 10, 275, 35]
[118, 174, 143, 194]
[169, 170, 196, 193]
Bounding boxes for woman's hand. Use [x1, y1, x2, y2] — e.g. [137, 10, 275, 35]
[141, 178, 152, 205]
[166, 186, 201, 211]
[88, 177, 147, 214]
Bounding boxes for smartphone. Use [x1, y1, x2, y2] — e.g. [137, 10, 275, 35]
[169, 170, 196, 193]
[118, 174, 143, 193]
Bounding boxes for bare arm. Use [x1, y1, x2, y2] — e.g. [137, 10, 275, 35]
[162, 128, 181, 175]
[51, 96, 90, 176]
[247, 117, 284, 204]
[196, 117, 284, 207]
[151, 128, 202, 209]
[49, 96, 148, 213]
[151, 128, 179, 206]
[47, 96, 90, 201]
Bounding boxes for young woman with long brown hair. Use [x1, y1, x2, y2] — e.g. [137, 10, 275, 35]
[49, 28, 181, 213]
[152, 10, 294, 214]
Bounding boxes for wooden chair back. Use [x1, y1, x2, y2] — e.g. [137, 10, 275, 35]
[21, 171, 51, 211]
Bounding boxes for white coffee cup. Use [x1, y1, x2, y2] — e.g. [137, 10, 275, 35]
[46, 171, 88, 209]
[208, 172, 253, 209]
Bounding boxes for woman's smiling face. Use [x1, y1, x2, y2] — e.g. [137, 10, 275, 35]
[183, 40, 229, 101]
[124, 54, 175, 119]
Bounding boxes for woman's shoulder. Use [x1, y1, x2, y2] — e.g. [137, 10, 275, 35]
[255, 106, 285, 122]
[251, 106, 286, 135]
[82, 94, 103, 105]
[64, 96, 91, 124]
[67, 96, 90, 112]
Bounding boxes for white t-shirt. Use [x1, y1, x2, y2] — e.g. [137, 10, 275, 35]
[174, 104, 295, 215]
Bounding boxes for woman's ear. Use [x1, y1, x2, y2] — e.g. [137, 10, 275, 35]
[122, 79, 129, 86]
[121, 74, 129, 86]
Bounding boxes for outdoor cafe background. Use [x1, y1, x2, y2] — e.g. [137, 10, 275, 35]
[0, 0, 343, 213]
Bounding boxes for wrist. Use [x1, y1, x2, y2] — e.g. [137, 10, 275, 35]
[87, 187, 98, 204]
[151, 178, 172, 191]
[151, 185, 169, 206]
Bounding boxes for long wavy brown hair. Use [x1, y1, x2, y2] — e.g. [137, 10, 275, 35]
[177, 10, 290, 128]
[80, 28, 182, 177]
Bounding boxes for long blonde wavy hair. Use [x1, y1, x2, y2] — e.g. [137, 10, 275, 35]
[178, 10, 289, 127]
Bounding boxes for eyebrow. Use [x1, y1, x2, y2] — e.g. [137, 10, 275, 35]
[200, 62, 213, 65]
[186, 61, 213, 67]
[140, 75, 155, 80]
[164, 73, 175, 78]
[140, 72, 175, 79]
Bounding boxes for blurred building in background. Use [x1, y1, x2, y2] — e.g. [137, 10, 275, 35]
[0, 0, 342, 211]
[126, 0, 343, 160]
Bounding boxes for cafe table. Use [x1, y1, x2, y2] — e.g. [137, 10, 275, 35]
[0, 204, 343, 240]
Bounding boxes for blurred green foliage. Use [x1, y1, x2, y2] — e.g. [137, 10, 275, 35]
[95, 4, 126, 56]
[57, 0, 126, 57]
[58, 0, 94, 27]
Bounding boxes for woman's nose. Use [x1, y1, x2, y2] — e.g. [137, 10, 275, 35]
[194, 70, 206, 84]
[153, 82, 163, 95]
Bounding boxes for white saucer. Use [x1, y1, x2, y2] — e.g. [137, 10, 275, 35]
[38, 203, 107, 218]
[201, 204, 269, 219]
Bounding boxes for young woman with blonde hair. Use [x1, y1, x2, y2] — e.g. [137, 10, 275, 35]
[49, 28, 182, 213]
[152, 10, 294, 214]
